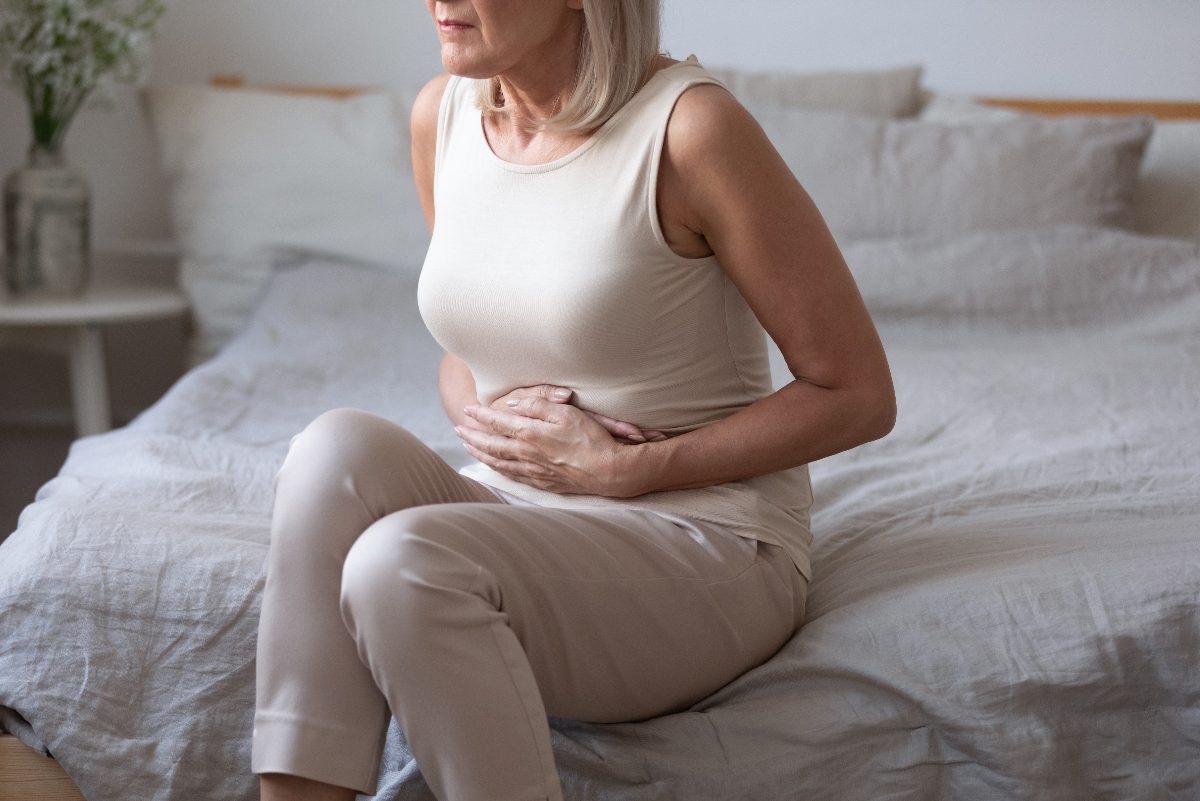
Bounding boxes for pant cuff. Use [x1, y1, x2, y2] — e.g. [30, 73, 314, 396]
[251, 711, 385, 795]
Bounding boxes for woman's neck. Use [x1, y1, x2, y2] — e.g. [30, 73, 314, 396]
[491, 21, 583, 136]
[494, 73, 572, 135]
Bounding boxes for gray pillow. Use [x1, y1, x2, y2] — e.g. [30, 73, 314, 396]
[748, 105, 1155, 241]
[840, 224, 1200, 327]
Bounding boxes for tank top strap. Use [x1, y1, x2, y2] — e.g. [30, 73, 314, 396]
[595, 53, 730, 156]
[657, 53, 730, 94]
[433, 73, 472, 193]
[635, 54, 730, 198]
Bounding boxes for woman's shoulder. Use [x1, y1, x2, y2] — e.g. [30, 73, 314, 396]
[661, 70, 764, 177]
[410, 72, 459, 226]
[410, 72, 457, 143]
[654, 61, 792, 254]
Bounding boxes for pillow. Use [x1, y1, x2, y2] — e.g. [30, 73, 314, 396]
[916, 91, 1025, 124]
[748, 104, 1154, 242]
[141, 83, 430, 365]
[920, 92, 1200, 243]
[1131, 121, 1200, 242]
[707, 63, 923, 118]
[839, 224, 1200, 328]
[768, 224, 1200, 387]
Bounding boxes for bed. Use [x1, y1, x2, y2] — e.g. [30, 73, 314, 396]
[1, 62, 1198, 800]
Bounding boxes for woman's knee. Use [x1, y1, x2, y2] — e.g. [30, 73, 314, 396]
[338, 506, 493, 636]
[276, 408, 414, 482]
[274, 407, 424, 494]
[267, 409, 420, 556]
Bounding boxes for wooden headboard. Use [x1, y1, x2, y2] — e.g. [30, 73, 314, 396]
[976, 97, 1200, 121]
[209, 74, 383, 99]
[208, 74, 1200, 121]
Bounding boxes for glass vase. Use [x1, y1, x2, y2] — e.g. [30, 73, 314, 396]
[3, 141, 92, 297]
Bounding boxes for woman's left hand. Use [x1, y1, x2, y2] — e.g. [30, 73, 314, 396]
[454, 397, 639, 497]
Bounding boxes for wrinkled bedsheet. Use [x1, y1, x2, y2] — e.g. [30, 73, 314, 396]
[1, 225, 1198, 800]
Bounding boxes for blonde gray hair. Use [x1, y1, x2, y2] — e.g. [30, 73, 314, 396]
[472, 0, 662, 134]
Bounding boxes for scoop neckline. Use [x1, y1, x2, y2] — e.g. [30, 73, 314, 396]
[477, 54, 700, 174]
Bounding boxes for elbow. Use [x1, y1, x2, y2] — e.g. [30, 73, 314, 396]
[857, 381, 897, 444]
[871, 392, 898, 441]
[862, 353, 898, 442]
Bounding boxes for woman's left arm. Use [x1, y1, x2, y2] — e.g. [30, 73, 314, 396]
[457, 85, 896, 498]
[606, 83, 897, 495]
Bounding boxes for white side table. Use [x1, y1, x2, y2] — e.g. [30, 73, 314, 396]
[0, 257, 189, 437]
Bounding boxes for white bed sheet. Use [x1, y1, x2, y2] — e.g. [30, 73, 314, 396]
[1, 225, 1197, 800]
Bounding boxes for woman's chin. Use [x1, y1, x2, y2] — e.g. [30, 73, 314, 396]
[440, 48, 495, 79]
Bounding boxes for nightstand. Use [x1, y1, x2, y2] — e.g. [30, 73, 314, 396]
[0, 251, 189, 437]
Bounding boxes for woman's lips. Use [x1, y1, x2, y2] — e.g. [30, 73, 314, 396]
[438, 20, 473, 30]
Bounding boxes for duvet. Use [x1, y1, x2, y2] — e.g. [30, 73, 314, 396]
[1, 224, 1197, 800]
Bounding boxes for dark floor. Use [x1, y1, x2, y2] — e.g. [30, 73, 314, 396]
[0, 424, 75, 545]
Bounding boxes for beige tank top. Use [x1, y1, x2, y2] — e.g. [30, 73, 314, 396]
[417, 55, 814, 581]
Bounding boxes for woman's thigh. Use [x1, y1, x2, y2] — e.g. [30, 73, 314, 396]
[343, 502, 807, 723]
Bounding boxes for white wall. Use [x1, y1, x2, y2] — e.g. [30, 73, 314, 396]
[0, 0, 444, 255]
[662, 0, 1200, 98]
[1, 0, 1197, 254]
[0, 0, 1197, 427]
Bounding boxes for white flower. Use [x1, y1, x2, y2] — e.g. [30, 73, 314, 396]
[0, 0, 167, 145]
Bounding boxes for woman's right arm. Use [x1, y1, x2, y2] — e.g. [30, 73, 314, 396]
[438, 352, 480, 430]
[412, 73, 478, 429]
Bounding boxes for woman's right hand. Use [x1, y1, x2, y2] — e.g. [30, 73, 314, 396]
[487, 385, 667, 445]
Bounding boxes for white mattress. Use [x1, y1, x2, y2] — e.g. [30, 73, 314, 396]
[1, 224, 1197, 800]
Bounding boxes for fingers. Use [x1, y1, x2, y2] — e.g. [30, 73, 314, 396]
[459, 439, 550, 485]
[582, 411, 668, 443]
[455, 412, 561, 489]
[454, 422, 530, 461]
[469, 398, 661, 444]
[520, 384, 573, 402]
[464, 404, 533, 438]
[496, 396, 571, 424]
[583, 410, 646, 442]
[492, 385, 573, 410]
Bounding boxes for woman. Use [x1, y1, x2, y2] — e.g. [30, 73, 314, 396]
[252, 1, 895, 799]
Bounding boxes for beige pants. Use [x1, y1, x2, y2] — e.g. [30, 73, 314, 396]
[251, 408, 808, 800]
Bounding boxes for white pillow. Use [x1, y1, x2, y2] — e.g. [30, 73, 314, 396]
[141, 83, 430, 364]
[748, 104, 1154, 242]
[707, 63, 924, 118]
